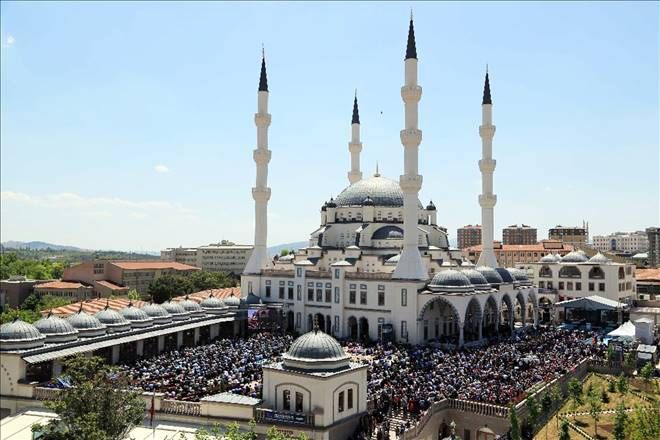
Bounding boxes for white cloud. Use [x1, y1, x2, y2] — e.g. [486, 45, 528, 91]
[154, 164, 169, 174]
[2, 35, 15, 48]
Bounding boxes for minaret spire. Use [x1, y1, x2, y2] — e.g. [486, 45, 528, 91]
[477, 67, 498, 268]
[244, 50, 273, 274]
[348, 91, 363, 184]
[393, 14, 426, 280]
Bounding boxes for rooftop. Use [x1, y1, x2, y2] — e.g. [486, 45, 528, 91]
[636, 268, 660, 282]
[465, 241, 573, 252]
[110, 261, 200, 271]
[34, 281, 90, 290]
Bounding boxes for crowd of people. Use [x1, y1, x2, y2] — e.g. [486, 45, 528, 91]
[118, 333, 293, 401]
[348, 327, 604, 439]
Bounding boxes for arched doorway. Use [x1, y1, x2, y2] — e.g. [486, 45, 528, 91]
[438, 422, 450, 439]
[539, 297, 553, 323]
[500, 295, 513, 335]
[286, 311, 294, 332]
[348, 316, 358, 340]
[482, 296, 498, 338]
[359, 317, 369, 341]
[514, 293, 526, 326]
[464, 297, 482, 343]
[314, 313, 326, 332]
[419, 297, 460, 345]
[325, 315, 332, 335]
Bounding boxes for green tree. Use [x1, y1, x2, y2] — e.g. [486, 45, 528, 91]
[639, 362, 654, 392]
[540, 392, 553, 440]
[0, 307, 41, 323]
[509, 406, 521, 440]
[623, 350, 637, 374]
[526, 394, 541, 433]
[21, 293, 41, 311]
[627, 402, 660, 440]
[617, 374, 629, 394]
[188, 271, 235, 291]
[568, 378, 583, 418]
[40, 295, 72, 312]
[606, 345, 614, 362]
[31, 355, 145, 440]
[587, 387, 602, 437]
[613, 401, 628, 440]
[148, 274, 193, 303]
[280, 249, 289, 257]
[558, 419, 570, 440]
[127, 289, 140, 301]
[608, 380, 616, 393]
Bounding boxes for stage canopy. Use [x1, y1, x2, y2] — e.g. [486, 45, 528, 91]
[555, 295, 627, 311]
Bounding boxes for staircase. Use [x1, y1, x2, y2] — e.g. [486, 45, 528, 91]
[370, 409, 410, 440]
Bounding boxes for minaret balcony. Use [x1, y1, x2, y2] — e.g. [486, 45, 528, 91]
[478, 159, 496, 173]
[400, 129, 422, 147]
[348, 142, 363, 153]
[478, 194, 497, 208]
[399, 174, 422, 192]
[400, 85, 422, 103]
[252, 187, 271, 202]
[479, 125, 496, 138]
[253, 148, 272, 165]
[254, 113, 272, 127]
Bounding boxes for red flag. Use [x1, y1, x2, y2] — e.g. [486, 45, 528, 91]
[149, 393, 155, 426]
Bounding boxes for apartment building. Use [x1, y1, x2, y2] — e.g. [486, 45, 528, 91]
[592, 231, 649, 254]
[549, 224, 589, 248]
[646, 227, 659, 268]
[463, 240, 573, 267]
[502, 224, 537, 245]
[33, 281, 94, 300]
[161, 244, 254, 275]
[456, 225, 482, 249]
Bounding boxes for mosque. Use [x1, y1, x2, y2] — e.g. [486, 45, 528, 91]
[241, 16, 540, 347]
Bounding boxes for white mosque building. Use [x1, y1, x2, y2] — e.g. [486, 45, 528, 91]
[241, 17, 539, 346]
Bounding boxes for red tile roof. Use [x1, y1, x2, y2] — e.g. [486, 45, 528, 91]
[95, 280, 129, 290]
[636, 268, 660, 282]
[110, 261, 200, 271]
[172, 287, 241, 304]
[34, 281, 90, 290]
[46, 298, 148, 317]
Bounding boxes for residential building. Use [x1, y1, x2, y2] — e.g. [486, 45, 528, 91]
[457, 225, 482, 249]
[0, 277, 43, 309]
[463, 240, 573, 267]
[63, 260, 200, 295]
[592, 231, 649, 254]
[635, 268, 660, 300]
[530, 251, 636, 302]
[647, 227, 660, 267]
[161, 244, 254, 275]
[548, 223, 589, 248]
[502, 224, 537, 245]
[33, 281, 94, 301]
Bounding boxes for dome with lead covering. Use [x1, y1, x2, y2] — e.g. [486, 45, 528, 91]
[283, 328, 350, 372]
[95, 306, 131, 333]
[561, 250, 588, 263]
[588, 252, 610, 264]
[461, 269, 491, 290]
[119, 303, 153, 328]
[475, 266, 504, 285]
[494, 268, 515, 284]
[162, 301, 190, 320]
[201, 295, 226, 309]
[507, 268, 528, 281]
[0, 319, 46, 350]
[429, 269, 475, 293]
[66, 309, 107, 338]
[539, 254, 558, 263]
[34, 312, 79, 343]
[224, 294, 240, 308]
[334, 175, 422, 208]
[142, 302, 172, 324]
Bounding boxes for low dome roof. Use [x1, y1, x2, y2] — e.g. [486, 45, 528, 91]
[475, 266, 504, 285]
[67, 310, 105, 330]
[201, 295, 226, 309]
[285, 329, 346, 361]
[142, 303, 171, 317]
[1, 319, 44, 341]
[162, 301, 188, 315]
[588, 252, 610, 264]
[119, 303, 152, 322]
[461, 269, 491, 289]
[562, 250, 588, 263]
[224, 294, 240, 307]
[539, 254, 558, 263]
[334, 175, 422, 208]
[179, 296, 203, 312]
[95, 306, 129, 325]
[426, 200, 436, 211]
[429, 269, 475, 293]
[506, 268, 529, 281]
[34, 313, 78, 335]
[494, 268, 515, 283]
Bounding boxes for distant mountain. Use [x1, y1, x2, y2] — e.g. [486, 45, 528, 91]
[268, 241, 308, 257]
[1, 241, 87, 251]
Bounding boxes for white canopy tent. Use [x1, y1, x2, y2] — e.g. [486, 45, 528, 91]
[607, 321, 636, 339]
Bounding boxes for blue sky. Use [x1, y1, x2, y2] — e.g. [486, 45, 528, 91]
[1, 1, 658, 251]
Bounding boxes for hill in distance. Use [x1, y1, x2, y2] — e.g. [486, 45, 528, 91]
[1, 241, 87, 251]
[268, 241, 307, 257]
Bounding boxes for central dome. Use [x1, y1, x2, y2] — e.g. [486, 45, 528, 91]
[282, 329, 350, 372]
[334, 175, 422, 208]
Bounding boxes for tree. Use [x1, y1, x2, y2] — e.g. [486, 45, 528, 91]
[509, 406, 521, 440]
[606, 345, 614, 362]
[280, 249, 289, 257]
[526, 394, 540, 433]
[617, 374, 629, 394]
[627, 402, 660, 440]
[601, 387, 609, 404]
[639, 362, 654, 392]
[32, 355, 145, 440]
[568, 378, 583, 418]
[193, 421, 261, 439]
[540, 392, 553, 440]
[587, 387, 602, 437]
[608, 380, 616, 393]
[148, 274, 193, 303]
[0, 306, 41, 323]
[21, 293, 41, 311]
[558, 419, 570, 440]
[188, 271, 236, 291]
[127, 289, 140, 301]
[623, 350, 637, 374]
[613, 401, 628, 440]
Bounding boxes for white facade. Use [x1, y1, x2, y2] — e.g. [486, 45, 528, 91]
[161, 245, 253, 274]
[592, 231, 649, 254]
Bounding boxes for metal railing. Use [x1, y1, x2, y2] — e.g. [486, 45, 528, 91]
[161, 399, 201, 416]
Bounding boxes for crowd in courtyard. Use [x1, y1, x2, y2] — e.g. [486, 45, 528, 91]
[117, 333, 293, 401]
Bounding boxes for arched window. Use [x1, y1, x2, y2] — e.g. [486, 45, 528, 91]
[539, 266, 553, 278]
[558, 266, 581, 278]
[618, 267, 625, 279]
[589, 266, 605, 279]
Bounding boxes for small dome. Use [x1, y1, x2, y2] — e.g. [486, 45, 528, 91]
[0, 319, 46, 350]
[142, 302, 172, 324]
[494, 268, 515, 284]
[361, 196, 374, 206]
[426, 200, 436, 211]
[179, 296, 202, 312]
[461, 269, 491, 290]
[475, 266, 504, 285]
[283, 328, 350, 372]
[321, 202, 328, 212]
[201, 295, 227, 310]
[539, 254, 558, 263]
[95, 306, 131, 333]
[119, 303, 153, 328]
[244, 292, 263, 305]
[561, 250, 588, 263]
[326, 198, 337, 208]
[429, 269, 474, 293]
[506, 268, 528, 281]
[588, 252, 610, 264]
[34, 313, 78, 343]
[66, 309, 107, 338]
[162, 301, 190, 320]
[224, 294, 240, 308]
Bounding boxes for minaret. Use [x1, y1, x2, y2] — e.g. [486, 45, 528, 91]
[244, 50, 272, 274]
[476, 68, 498, 268]
[393, 15, 427, 280]
[348, 92, 363, 184]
